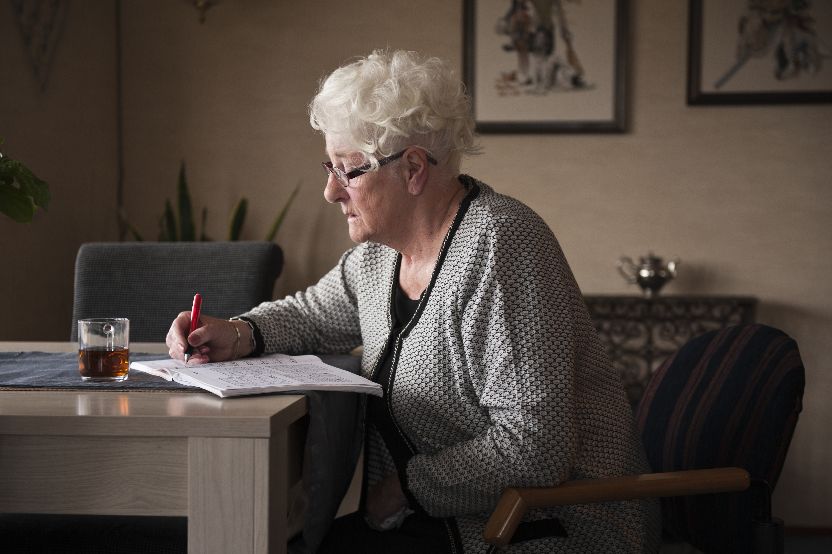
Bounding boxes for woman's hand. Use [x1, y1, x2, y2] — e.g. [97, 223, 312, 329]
[166, 312, 252, 364]
[365, 472, 409, 530]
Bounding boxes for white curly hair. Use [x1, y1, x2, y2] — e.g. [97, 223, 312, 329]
[309, 50, 480, 173]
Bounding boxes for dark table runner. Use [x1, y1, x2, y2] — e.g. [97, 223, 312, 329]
[0, 351, 196, 391]
[0, 350, 365, 552]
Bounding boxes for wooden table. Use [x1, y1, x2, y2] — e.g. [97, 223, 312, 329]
[0, 342, 307, 554]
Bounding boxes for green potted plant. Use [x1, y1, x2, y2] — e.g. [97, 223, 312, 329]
[122, 161, 300, 243]
[0, 145, 50, 223]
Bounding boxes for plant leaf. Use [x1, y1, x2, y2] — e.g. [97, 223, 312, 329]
[199, 206, 209, 241]
[118, 208, 144, 241]
[125, 220, 144, 241]
[0, 182, 35, 222]
[177, 161, 195, 241]
[163, 199, 178, 241]
[12, 161, 50, 209]
[265, 180, 301, 242]
[157, 214, 167, 241]
[0, 152, 50, 223]
[228, 197, 248, 241]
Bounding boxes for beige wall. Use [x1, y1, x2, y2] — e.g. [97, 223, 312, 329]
[1, 1, 118, 339]
[1, 0, 830, 527]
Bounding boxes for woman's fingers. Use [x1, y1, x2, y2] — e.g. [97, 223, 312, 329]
[168, 314, 246, 364]
[167, 312, 192, 349]
[168, 312, 230, 361]
[182, 316, 239, 363]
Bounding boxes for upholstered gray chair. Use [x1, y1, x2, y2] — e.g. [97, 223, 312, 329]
[70, 241, 283, 342]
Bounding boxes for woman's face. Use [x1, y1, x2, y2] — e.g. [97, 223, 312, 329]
[323, 135, 408, 246]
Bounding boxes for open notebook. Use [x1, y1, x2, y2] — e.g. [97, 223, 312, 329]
[130, 354, 381, 398]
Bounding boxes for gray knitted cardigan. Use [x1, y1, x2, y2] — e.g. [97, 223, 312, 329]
[242, 177, 660, 553]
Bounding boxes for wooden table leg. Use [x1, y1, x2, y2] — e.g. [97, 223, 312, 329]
[188, 432, 287, 554]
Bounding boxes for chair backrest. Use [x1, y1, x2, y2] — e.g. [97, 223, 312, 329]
[71, 241, 283, 342]
[635, 324, 805, 553]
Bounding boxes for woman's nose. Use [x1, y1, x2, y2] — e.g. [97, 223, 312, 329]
[323, 173, 347, 204]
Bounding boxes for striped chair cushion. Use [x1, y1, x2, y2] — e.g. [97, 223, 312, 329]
[635, 324, 805, 553]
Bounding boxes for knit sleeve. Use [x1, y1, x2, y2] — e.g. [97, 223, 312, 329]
[405, 212, 584, 516]
[237, 247, 364, 355]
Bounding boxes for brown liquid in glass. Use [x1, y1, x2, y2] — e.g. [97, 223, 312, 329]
[78, 347, 129, 380]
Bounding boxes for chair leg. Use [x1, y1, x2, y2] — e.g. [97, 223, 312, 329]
[750, 479, 784, 554]
[753, 517, 784, 554]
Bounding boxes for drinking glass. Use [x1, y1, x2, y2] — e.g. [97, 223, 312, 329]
[77, 318, 130, 381]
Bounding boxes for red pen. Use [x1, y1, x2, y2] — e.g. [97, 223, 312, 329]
[184, 293, 202, 362]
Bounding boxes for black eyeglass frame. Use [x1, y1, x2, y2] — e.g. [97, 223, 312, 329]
[322, 148, 438, 188]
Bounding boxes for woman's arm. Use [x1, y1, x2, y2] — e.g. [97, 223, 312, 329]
[239, 247, 364, 355]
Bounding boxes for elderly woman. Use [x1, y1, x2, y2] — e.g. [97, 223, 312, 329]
[167, 50, 659, 553]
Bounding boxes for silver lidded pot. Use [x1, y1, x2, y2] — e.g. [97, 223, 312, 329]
[617, 252, 680, 297]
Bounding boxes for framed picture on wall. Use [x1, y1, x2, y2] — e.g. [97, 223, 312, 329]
[687, 0, 832, 105]
[463, 0, 629, 133]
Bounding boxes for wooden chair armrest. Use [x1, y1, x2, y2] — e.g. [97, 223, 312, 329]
[484, 467, 750, 547]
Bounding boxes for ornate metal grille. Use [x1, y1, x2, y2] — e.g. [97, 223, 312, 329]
[584, 295, 757, 406]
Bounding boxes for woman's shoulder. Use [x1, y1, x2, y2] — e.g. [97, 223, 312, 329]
[459, 175, 554, 239]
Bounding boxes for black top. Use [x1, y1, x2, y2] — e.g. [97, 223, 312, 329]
[366, 282, 423, 507]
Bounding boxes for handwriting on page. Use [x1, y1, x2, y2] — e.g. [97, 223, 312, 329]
[188, 358, 358, 389]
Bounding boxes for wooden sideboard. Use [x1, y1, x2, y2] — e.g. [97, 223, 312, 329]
[583, 295, 758, 405]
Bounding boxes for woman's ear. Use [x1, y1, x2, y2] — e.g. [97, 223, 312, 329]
[403, 149, 430, 195]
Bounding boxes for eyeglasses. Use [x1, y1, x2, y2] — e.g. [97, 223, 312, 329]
[322, 148, 438, 188]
